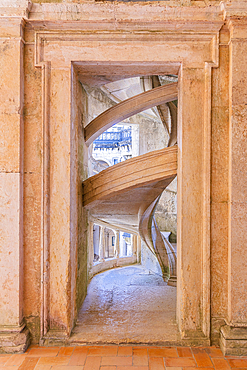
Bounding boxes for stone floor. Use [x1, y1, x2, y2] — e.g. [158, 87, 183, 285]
[70, 265, 179, 345]
[0, 345, 246, 369]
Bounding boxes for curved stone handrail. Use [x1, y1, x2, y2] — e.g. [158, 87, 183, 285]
[83, 146, 177, 208]
[84, 82, 178, 145]
[83, 146, 177, 283]
[139, 192, 177, 284]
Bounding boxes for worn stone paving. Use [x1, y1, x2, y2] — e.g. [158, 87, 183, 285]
[70, 266, 179, 345]
[0, 345, 246, 369]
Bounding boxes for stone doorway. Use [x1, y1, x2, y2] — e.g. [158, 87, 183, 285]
[35, 28, 214, 344]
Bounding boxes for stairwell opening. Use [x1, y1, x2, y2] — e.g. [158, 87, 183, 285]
[71, 71, 179, 344]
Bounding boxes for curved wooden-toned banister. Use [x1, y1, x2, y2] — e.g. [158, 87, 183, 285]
[84, 82, 178, 145]
[83, 146, 177, 207]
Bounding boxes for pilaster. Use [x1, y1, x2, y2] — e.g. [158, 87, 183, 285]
[219, 2, 247, 355]
[177, 65, 211, 343]
[0, 16, 30, 352]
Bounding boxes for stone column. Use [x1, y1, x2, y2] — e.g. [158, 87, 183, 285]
[177, 66, 211, 342]
[220, 13, 247, 355]
[0, 16, 30, 352]
[88, 221, 94, 276]
[99, 227, 105, 261]
[114, 230, 120, 258]
[137, 235, 142, 263]
[132, 235, 137, 257]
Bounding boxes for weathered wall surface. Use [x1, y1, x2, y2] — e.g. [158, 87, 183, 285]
[0, 17, 25, 331]
[23, 23, 42, 343]
[210, 25, 229, 345]
[1, 0, 247, 355]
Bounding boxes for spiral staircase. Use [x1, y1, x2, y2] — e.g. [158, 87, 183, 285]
[83, 80, 178, 283]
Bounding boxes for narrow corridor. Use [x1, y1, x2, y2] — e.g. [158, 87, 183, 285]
[70, 265, 179, 345]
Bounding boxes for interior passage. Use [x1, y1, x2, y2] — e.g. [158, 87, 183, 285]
[70, 265, 179, 345]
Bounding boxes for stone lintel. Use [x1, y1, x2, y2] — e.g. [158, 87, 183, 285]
[0, 0, 31, 17]
[0, 324, 30, 354]
[223, 1, 247, 18]
[29, 2, 223, 25]
[220, 325, 247, 355]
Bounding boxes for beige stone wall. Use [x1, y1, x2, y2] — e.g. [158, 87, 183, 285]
[23, 22, 43, 342]
[210, 25, 230, 345]
[1, 0, 247, 354]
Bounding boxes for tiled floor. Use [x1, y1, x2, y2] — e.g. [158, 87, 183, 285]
[0, 345, 247, 370]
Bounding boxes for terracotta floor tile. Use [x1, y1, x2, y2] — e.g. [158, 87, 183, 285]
[183, 368, 213, 370]
[117, 366, 149, 370]
[192, 348, 213, 367]
[58, 346, 75, 356]
[52, 366, 84, 369]
[133, 348, 148, 356]
[117, 367, 148, 370]
[84, 356, 101, 370]
[149, 357, 165, 370]
[133, 348, 148, 366]
[165, 357, 196, 367]
[27, 348, 60, 357]
[227, 358, 247, 368]
[148, 347, 178, 358]
[4, 354, 27, 366]
[0, 355, 11, 365]
[177, 347, 192, 357]
[206, 347, 224, 357]
[101, 356, 132, 366]
[18, 357, 40, 370]
[211, 357, 231, 369]
[1, 344, 244, 370]
[88, 346, 118, 356]
[26, 345, 40, 352]
[69, 347, 88, 365]
[37, 356, 70, 366]
[117, 346, 132, 356]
